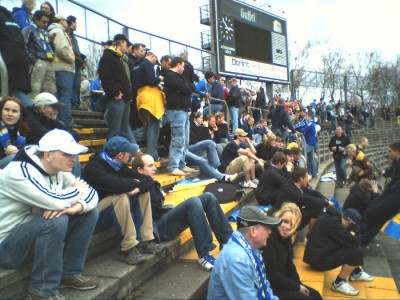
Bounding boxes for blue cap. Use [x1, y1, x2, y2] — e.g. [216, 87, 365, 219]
[104, 136, 139, 156]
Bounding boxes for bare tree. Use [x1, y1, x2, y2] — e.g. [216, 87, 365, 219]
[320, 49, 345, 102]
[82, 43, 103, 79]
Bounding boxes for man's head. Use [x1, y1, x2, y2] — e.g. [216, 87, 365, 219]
[229, 78, 237, 86]
[23, 0, 36, 10]
[291, 167, 310, 188]
[160, 55, 172, 70]
[389, 142, 400, 161]
[170, 57, 185, 74]
[67, 15, 77, 31]
[215, 112, 225, 123]
[104, 136, 139, 165]
[291, 147, 302, 161]
[233, 128, 247, 142]
[336, 126, 343, 137]
[113, 34, 131, 54]
[205, 114, 216, 127]
[132, 154, 157, 178]
[275, 137, 284, 149]
[132, 43, 146, 58]
[282, 149, 294, 163]
[205, 71, 216, 83]
[359, 137, 369, 150]
[101, 40, 113, 49]
[342, 208, 361, 230]
[346, 144, 357, 158]
[305, 112, 313, 120]
[145, 51, 158, 65]
[247, 117, 254, 126]
[37, 129, 88, 174]
[271, 151, 286, 169]
[277, 97, 285, 106]
[33, 92, 64, 120]
[237, 206, 281, 249]
[33, 10, 49, 29]
[53, 14, 68, 29]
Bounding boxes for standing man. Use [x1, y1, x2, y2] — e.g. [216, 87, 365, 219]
[12, 0, 35, 29]
[158, 55, 172, 78]
[297, 112, 318, 178]
[203, 71, 224, 116]
[268, 98, 295, 140]
[329, 127, 351, 188]
[48, 15, 77, 127]
[98, 34, 137, 143]
[0, 129, 99, 299]
[66, 15, 86, 110]
[226, 78, 242, 132]
[207, 206, 281, 299]
[22, 10, 56, 99]
[132, 51, 163, 160]
[164, 57, 195, 176]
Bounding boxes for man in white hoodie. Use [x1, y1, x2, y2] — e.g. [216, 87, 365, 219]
[0, 129, 99, 299]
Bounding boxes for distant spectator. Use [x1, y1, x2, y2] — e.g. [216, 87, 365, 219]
[0, 97, 30, 168]
[89, 75, 103, 111]
[253, 86, 267, 123]
[329, 127, 350, 188]
[343, 109, 354, 138]
[296, 112, 318, 178]
[215, 112, 229, 143]
[22, 10, 56, 99]
[40, 1, 55, 23]
[346, 144, 374, 183]
[220, 78, 229, 100]
[268, 98, 295, 140]
[203, 71, 224, 116]
[179, 52, 196, 84]
[157, 54, 172, 78]
[253, 119, 269, 144]
[226, 78, 242, 131]
[0, 5, 32, 107]
[12, 0, 35, 29]
[242, 116, 255, 141]
[80, 74, 90, 111]
[291, 147, 307, 168]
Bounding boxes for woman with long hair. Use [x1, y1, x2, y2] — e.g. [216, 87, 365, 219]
[40, 1, 55, 23]
[255, 132, 276, 161]
[0, 97, 31, 168]
[262, 203, 322, 299]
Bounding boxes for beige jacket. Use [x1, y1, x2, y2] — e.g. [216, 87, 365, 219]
[48, 23, 75, 73]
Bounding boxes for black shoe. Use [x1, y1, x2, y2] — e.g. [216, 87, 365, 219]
[68, 122, 83, 129]
[117, 247, 146, 265]
[137, 240, 165, 254]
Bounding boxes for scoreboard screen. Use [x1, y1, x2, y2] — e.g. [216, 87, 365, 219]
[213, 0, 289, 83]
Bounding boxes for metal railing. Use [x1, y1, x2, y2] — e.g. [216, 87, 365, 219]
[0, 51, 8, 97]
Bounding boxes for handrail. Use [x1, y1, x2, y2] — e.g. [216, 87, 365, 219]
[0, 51, 8, 98]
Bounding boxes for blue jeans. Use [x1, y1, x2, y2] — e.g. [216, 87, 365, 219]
[0, 209, 99, 297]
[203, 104, 223, 116]
[188, 140, 220, 168]
[166, 109, 189, 170]
[344, 123, 352, 138]
[156, 192, 233, 257]
[55, 71, 74, 125]
[334, 156, 347, 185]
[186, 151, 224, 180]
[143, 111, 160, 160]
[306, 144, 317, 177]
[0, 154, 15, 169]
[14, 90, 32, 107]
[71, 67, 81, 109]
[105, 98, 137, 143]
[229, 106, 239, 132]
[331, 117, 337, 130]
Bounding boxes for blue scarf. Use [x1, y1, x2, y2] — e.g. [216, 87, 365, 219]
[231, 231, 276, 300]
[100, 151, 123, 171]
[32, 23, 56, 61]
[0, 123, 26, 149]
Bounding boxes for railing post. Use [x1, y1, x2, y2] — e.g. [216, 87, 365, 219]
[0, 51, 9, 98]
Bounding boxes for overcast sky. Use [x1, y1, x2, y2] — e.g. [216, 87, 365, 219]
[3, 0, 400, 64]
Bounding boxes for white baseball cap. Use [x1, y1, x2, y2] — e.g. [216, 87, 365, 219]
[38, 129, 88, 155]
[33, 92, 64, 108]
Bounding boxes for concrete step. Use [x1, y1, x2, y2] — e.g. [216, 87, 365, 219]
[73, 118, 108, 128]
[72, 110, 104, 119]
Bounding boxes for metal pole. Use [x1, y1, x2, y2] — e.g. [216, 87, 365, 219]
[0, 52, 9, 98]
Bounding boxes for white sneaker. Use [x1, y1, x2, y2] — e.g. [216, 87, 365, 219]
[252, 178, 259, 185]
[182, 166, 196, 173]
[198, 254, 216, 271]
[349, 270, 374, 282]
[243, 180, 257, 188]
[224, 173, 239, 182]
[331, 280, 359, 296]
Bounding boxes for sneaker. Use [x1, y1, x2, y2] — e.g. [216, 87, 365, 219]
[59, 275, 98, 290]
[252, 178, 259, 185]
[137, 240, 165, 254]
[198, 254, 216, 271]
[171, 169, 186, 176]
[243, 180, 257, 188]
[331, 280, 359, 296]
[349, 269, 374, 282]
[117, 247, 146, 265]
[182, 166, 196, 173]
[27, 292, 65, 300]
[224, 173, 239, 182]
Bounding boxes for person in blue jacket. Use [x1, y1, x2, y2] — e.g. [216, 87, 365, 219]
[297, 112, 318, 178]
[12, 0, 36, 29]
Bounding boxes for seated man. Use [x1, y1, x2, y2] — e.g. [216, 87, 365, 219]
[253, 119, 269, 144]
[274, 168, 333, 230]
[132, 154, 233, 271]
[346, 143, 374, 183]
[219, 128, 264, 188]
[0, 129, 99, 299]
[291, 147, 307, 168]
[256, 152, 288, 206]
[81, 137, 165, 266]
[304, 207, 374, 296]
[207, 206, 280, 299]
[215, 112, 229, 143]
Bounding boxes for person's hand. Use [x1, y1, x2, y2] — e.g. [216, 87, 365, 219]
[371, 180, 378, 193]
[331, 147, 336, 152]
[43, 202, 83, 219]
[73, 177, 89, 195]
[203, 121, 209, 127]
[328, 201, 335, 206]
[286, 161, 294, 172]
[258, 159, 264, 169]
[159, 76, 164, 81]
[299, 285, 310, 296]
[206, 92, 211, 98]
[5, 145, 18, 155]
[158, 84, 163, 91]
[115, 91, 123, 100]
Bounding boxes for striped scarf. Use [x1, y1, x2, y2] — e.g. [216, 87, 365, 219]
[0, 123, 26, 149]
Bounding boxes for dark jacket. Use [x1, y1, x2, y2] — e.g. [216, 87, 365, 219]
[216, 123, 229, 142]
[383, 159, 400, 194]
[208, 80, 224, 104]
[22, 24, 54, 62]
[303, 206, 360, 266]
[256, 163, 288, 205]
[268, 105, 295, 132]
[255, 143, 276, 161]
[275, 182, 329, 212]
[164, 70, 195, 111]
[81, 153, 153, 200]
[328, 134, 351, 159]
[262, 227, 301, 292]
[342, 184, 378, 219]
[69, 31, 84, 67]
[26, 106, 80, 144]
[241, 122, 254, 140]
[226, 85, 241, 108]
[189, 120, 209, 145]
[148, 180, 173, 221]
[98, 47, 133, 100]
[131, 57, 161, 89]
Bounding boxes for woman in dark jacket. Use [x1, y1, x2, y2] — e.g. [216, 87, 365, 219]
[255, 132, 277, 161]
[262, 203, 322, 299]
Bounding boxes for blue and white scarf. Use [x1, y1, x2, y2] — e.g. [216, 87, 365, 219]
[0, 123, 26, 149]
[231, 231, 276, 300]
[100, 151, 123, 171]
